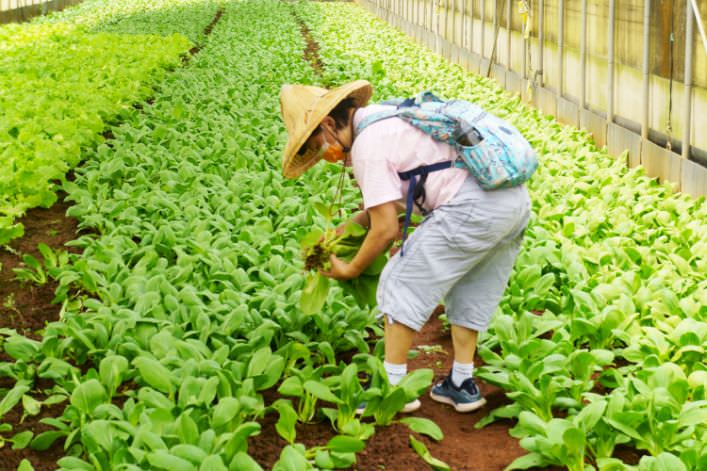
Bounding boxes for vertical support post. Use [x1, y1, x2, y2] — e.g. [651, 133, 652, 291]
[470, 0, 475, 54]
[522, 1, 527, 79]
[480, 1, 485, 58]
[462, 0, 467, 48]
[435, 0, 441, 54]
[580, 0, 587, 108]
[492, 0, 498, 66]
[506, 0, 512, 68]
[641, 0, 651, 140]
[558, 0, 564, 96]
[452, 0, 457, 44]
[607, 0, 615, 122]
[683, 0, 695, 160]
[536, 0, 545, 87]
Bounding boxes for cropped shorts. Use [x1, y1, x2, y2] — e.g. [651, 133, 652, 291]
[376, 176, 531, 332]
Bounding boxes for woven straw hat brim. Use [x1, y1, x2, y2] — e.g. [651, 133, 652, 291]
[280, 80, 372, 179]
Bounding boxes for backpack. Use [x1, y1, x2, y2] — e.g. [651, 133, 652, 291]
[355, 91, 537, 255]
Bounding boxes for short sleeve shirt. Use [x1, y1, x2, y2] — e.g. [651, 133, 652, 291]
[351, 104, 469, 212]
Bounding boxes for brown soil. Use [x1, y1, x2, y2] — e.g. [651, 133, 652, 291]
[187, 9, 224, 56]
[249, 313, 564, 471]
[291, 10, 325, 74]
[0, 194, 79, 337]
[0, 194, 79, 470]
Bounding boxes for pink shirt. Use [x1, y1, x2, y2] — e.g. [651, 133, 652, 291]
[351, 104, 469, 212]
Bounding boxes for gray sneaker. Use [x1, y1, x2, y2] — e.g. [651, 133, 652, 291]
[429, 375, 486, 412]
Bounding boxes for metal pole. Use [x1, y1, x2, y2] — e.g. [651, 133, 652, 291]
[538, 0, 544, 86]
[480, 0, 485, 58]
[453, 0, 458, 45]
[496, 0, 501, 66]
[470, 0, 475, 54]
[558, 0, 564, 96]
[607, 0, 615, 122]
[683, 0, 695, 160]
[522, 1, 527, 79]
[507, 0, 511, 68]
[580, 0, 587, 108]
[436, 0, 441, 54]
[642, 0, 651, 140]
[461, 0, 466, 48]
[688, 0, 707, 55]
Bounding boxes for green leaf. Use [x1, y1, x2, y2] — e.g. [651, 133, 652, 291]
[227, 452, 263, 471]
[11, 430, 33, 449]
[133, 357, 174, 394]
[211, 397, 241, 428]
[503, 452, 549, 470]
[397, 368, 434, 398]
[314, 450, 335, 469]
[3, 336, 39, 362]
[575, 399, 606, 432]
[278, 376, 303, 397]
[400, 417, 444, 441]
[408, 435, 451, 471]
[300, 272, 329, 315]
[326, 435, 365, 453]
[303, 380, 342, 404]
[17, 459, 35, 471]
[22, 395, 41, 417]
[273, 400, 297, 444]
[171, 444, 209, 465]
[30, 430, 65, 451]
[70, 379, 107, 416]
[638, 452, 687, 471]
[176, 413, 200, 445]
[0, 381, 30, 417]
[273, 445, 311, 471]
[247, 347, 272, 378]
[56, 456, 94, 470]
[198, 455, 228, 471]
[146, 450, 197, 471]
[99, 355, 129, 395]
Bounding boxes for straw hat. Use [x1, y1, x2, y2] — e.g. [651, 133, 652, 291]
[280, 80, 372, 178]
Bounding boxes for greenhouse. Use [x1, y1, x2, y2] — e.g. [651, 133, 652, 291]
[0, 1, 705, 470]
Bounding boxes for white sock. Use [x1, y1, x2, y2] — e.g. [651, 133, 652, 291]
[384, 361, 407, 386]
[451, 361, 474, 388]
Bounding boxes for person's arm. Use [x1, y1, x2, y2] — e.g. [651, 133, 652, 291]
[322, 201, 398, 281]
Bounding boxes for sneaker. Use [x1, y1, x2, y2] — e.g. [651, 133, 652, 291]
[355, 398, 421, 415]
[429, 375, 487, 412]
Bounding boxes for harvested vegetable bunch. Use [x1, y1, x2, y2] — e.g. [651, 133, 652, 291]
[300, 221, 388, 314]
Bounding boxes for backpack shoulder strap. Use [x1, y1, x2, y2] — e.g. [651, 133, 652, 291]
[355, 107, 408, 136]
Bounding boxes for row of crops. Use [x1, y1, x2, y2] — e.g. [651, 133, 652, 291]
[0, 0, 219, 245]
[0, 0, 705, 470]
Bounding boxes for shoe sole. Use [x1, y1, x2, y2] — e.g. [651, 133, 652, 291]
[429, 391, 487, 412]
[402, 399, 421, 413]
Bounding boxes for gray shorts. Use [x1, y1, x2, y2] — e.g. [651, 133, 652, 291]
[377, 177, 531, 332]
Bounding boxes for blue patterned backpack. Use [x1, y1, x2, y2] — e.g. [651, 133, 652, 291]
[355, 91, 537, 255]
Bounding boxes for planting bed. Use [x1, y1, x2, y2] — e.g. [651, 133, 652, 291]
[0, 1, 704, 471]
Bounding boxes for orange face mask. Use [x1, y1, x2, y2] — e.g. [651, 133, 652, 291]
[318, 141, 347, 163]
[316, 126, 349, 163]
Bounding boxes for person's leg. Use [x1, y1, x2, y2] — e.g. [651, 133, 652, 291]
[431, 194, 529, 412]
[450, 325, 478, 388]
[450, 324, 478, 364]
[384, 318, 416, 364]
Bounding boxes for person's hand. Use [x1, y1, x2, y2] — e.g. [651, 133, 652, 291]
[320, 254, 358, 281]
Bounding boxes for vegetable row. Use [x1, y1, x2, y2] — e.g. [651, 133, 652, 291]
[301, 1, 706, 470]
